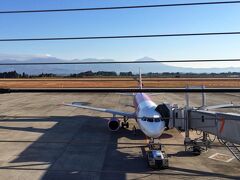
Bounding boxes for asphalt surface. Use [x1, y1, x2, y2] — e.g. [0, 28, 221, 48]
[0, 93, 239, 180]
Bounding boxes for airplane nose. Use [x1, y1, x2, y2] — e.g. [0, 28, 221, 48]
[148, 131, 162, 138]
[147, 122, 165, 138]
[147, 128, 161, 138]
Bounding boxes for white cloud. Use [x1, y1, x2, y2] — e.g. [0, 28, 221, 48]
[0, 53, 53, 61]
[164, 61, 240, 68]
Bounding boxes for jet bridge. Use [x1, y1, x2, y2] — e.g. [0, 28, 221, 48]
[188, 110, 240, 145]
[158, 86, 240, 160]
[171, 108, 240, 144]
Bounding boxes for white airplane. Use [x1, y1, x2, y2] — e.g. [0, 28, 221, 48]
[65, 71, 167, 139]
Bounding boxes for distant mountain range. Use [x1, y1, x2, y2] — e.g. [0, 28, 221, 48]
[0, 56, 239, 75]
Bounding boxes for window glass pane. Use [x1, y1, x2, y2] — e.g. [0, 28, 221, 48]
[155, 118, 160, 122]
[147, 118, 153, 122]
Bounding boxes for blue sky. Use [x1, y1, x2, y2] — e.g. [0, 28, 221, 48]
[0, 0, 240, 68]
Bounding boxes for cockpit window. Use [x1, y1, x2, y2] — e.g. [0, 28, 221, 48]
[142, 117, 161, 122]
[147, 118, 154, 122]
[155, 118, 161, 122]
[142, 117, 146, 121]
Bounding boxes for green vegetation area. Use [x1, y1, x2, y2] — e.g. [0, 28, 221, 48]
[0, 70, 240, 78]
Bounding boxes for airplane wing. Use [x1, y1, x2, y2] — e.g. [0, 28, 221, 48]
[64, 102, 135, 118]
[117, 93, 162, 96]
[116, 93, 135, 96]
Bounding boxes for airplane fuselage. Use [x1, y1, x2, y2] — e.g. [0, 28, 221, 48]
[134, 93, 165, 138]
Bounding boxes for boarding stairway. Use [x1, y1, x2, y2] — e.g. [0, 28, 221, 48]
[223, 141, 240, 161]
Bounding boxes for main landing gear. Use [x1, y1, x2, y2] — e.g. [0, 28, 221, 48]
[121, 116, 129, 128]
[146, 138, 169, 169]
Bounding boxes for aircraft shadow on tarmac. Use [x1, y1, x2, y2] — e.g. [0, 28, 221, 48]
[0, 116, 238, 180]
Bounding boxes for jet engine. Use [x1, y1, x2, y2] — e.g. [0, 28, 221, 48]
[108, 117, 120, 131]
